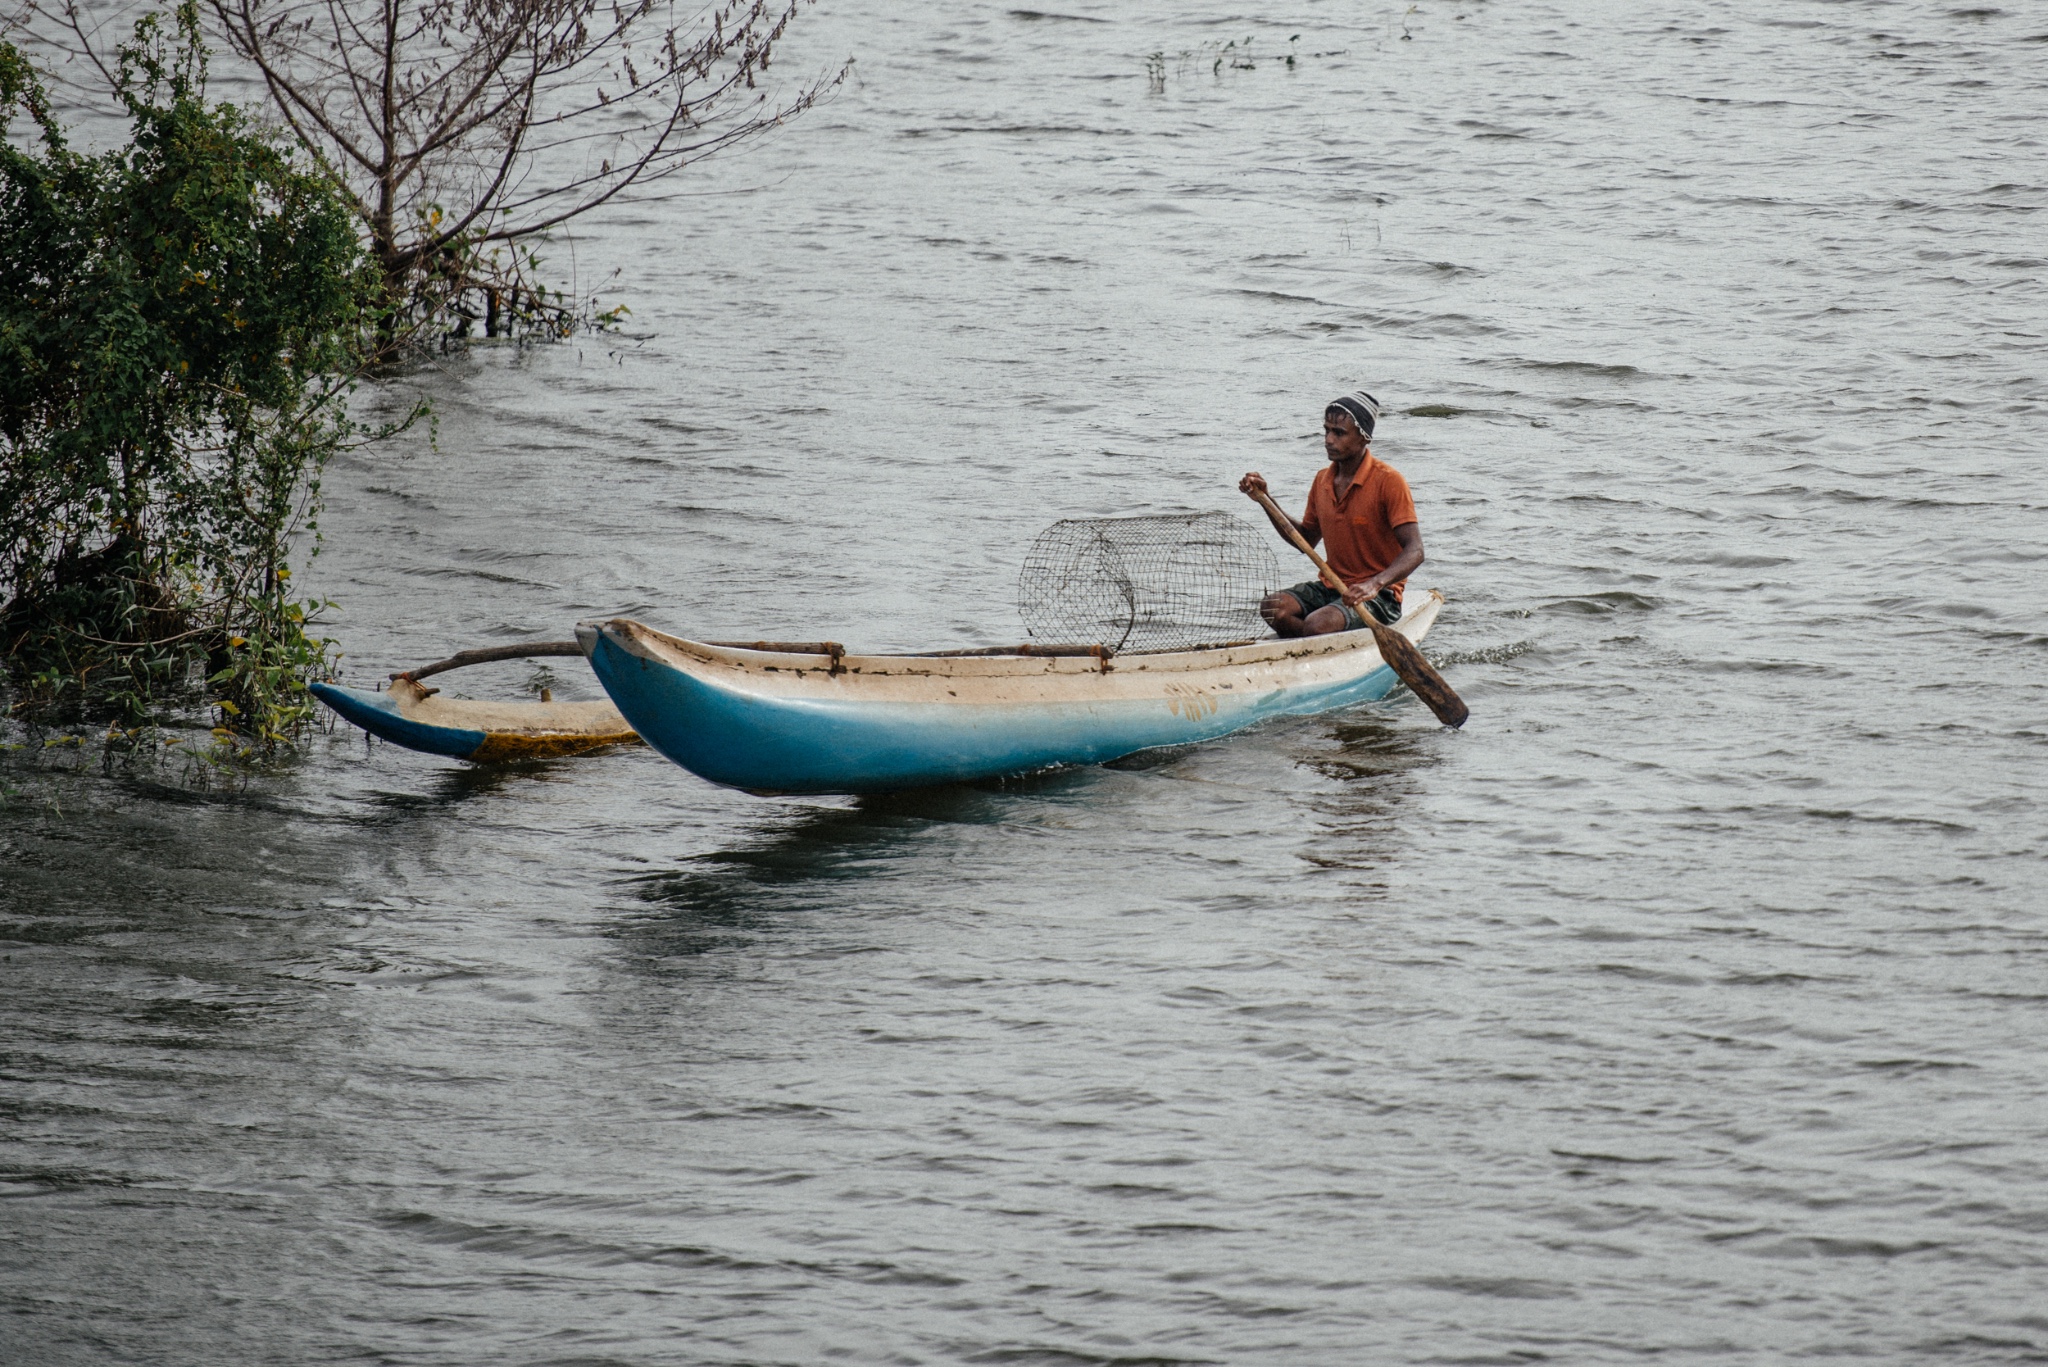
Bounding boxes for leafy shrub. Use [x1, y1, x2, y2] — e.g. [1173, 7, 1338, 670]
[1, 4, 399, 749]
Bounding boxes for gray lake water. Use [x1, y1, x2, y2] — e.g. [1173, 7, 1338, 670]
[6, 1, 2048, 1361]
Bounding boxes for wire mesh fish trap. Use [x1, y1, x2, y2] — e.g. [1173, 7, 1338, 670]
[1018, 512, 1283, 653]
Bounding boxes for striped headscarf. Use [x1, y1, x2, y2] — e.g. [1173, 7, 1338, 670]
[1327, 390, 1381, 439]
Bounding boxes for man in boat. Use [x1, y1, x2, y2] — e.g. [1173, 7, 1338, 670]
[1240, 390, 1424, 636]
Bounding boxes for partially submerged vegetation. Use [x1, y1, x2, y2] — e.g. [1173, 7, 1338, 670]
[4, 0, 838, 759]
[1, 6, 401, 754]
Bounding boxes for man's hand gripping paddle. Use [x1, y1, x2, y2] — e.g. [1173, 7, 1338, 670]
[1244, 484, 1470, 729]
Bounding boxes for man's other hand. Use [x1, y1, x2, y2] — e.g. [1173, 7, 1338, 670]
[1239, 472, 1269, 497]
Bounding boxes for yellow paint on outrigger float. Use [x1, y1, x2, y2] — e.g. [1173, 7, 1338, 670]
[466, 728, 640, 763]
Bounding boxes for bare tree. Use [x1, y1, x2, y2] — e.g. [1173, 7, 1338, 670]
[36, 0, 840, 345]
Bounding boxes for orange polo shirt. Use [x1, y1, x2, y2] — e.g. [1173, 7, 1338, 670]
[1299, 455, 1418, 600]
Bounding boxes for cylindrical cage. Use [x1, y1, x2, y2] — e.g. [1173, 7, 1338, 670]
[1017, 511, 1283, 653]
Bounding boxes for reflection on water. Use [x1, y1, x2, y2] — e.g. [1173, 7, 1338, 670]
[619, 803, 931, 956]
[615, 769, 1134, 960]
[8, 0, 2048, 1361]
[1297, 715, 1440, 871]
[357, 750, 586, 815]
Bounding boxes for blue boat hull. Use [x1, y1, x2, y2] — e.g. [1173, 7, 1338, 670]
[581, 608, 1441, 795]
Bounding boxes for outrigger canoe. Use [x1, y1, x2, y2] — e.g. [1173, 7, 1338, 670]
[578, 589, 1447, 794]
[311, 642, 636, 761]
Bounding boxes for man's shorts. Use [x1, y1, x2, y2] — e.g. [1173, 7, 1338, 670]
[1278, 580, 1403, 630]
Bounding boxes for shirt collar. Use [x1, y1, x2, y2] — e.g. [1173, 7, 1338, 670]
[1327, 451, 1377, 494]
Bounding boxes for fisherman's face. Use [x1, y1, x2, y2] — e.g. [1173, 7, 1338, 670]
[1324, 410, 1368, 463]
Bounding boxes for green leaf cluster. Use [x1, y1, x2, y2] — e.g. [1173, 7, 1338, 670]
[1, 4, 388, 748]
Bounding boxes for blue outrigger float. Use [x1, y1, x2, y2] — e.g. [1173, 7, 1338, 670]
[311, 676, 637, 761]
[311, 641, 636, 762]
[577, 589, 1446, 795]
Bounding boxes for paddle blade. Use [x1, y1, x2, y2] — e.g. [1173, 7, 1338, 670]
[1369, 624, 1469, 729]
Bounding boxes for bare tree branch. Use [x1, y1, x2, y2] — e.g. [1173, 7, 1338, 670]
[19, 0, 841, 351]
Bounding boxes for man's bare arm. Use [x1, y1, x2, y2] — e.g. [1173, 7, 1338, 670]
[1343, 521, 1424, 605]
[1238, 471, 1319, 549]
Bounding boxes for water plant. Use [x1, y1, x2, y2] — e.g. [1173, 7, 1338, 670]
[0, 5, 402, 751]
[1146, 34, 1332, 90]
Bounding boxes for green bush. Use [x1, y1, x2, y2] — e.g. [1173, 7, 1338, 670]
[1, 4, 392, 750]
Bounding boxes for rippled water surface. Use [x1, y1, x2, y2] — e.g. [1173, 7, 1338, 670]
[6, 1, 2048, 1361]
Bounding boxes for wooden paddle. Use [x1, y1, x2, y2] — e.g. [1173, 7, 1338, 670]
[1244, 485, 1470, 729]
